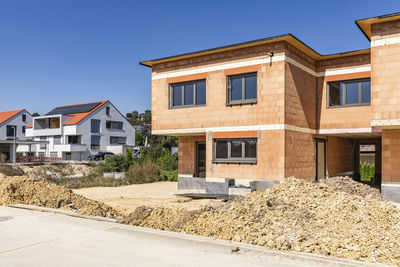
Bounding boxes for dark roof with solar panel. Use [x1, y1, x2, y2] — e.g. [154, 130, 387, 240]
[45, 102, 103, 116]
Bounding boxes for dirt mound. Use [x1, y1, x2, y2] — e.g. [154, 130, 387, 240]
[320, 176, 382, 199]
[122, 178, 400, 266]
[0, 174, 119, 218]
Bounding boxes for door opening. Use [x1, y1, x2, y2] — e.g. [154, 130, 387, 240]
[315, 139, 326, 181]
[195, 141, 206, 178]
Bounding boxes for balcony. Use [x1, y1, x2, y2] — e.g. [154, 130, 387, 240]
[54, 144, 87, 152]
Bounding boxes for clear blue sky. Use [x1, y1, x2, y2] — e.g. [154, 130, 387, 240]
[0, 0, 398, 115]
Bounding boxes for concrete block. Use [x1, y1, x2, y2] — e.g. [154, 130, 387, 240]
[382, 184, 400, 203]
[178, 176, 206, 191]
[229, 186, 251, 196]
[249, 180, 280, 192]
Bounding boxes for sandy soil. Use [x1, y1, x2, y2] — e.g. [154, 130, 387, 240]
[74, 182, 224, 215]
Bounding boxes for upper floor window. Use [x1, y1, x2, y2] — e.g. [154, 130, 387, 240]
[110, 136, 127, 145]
[22, 126, 26, 134]
[54, 135, 62, 145]
[227, 72, 257, 105]
[91, 135, 101, 150]
[6, 125, 16, 137]
[106, 120, 123, 130]
[91, 119, 101, 133]
[169, 80, 206, 108]
[213, 138, 257, 163]
[106, 107, 110, 116]
[22, 114, 26, 122]
[327, 78, 370, 107]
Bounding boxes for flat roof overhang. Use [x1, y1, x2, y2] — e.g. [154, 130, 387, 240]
[0, 140, 48, 145]
[356, 12, 400, 41]
[140, 34, 370, 68]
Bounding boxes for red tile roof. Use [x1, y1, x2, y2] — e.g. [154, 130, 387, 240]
[0, 109, 24, 125]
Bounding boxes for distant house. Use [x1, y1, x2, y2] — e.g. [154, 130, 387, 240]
[25, 101, 135, 161]
[0, 109, 32, 162]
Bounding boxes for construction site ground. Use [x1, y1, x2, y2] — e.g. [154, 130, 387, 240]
[74, 181, 224, 215]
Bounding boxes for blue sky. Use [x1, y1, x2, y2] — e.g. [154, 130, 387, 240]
[0, 0, 399, 115]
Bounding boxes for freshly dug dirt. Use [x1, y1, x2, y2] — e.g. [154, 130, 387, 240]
[0, 174, 119, 218]
[122, 178, 400, 266]
[320, 176, 383, 199]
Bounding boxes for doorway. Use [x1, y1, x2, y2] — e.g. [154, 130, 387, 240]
[195, 141, 206, 178]
[315, 139, 326, 181]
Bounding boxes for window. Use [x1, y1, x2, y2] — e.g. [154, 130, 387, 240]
[6, 125, 16, 137]
[38, 152, 45, 157]
[110, 136, 127, 145]
[22, 114, 26, 122]
[213, 138, 257, 163]
[170, 80, 206, 108]
[67, 135, 81, 144]
[106, 107, 110, 116]
[40, 136, 46, 150]
[327, 78, 370, 107]
[22, 126, 26, 134]
[91, 119, 101, 133]
[54, 135, 62, 145]
[106, 120, 123, 130]
[91, 135, 101, 149]
[50, 152, 58, 158]
[227, 72, 257, 105]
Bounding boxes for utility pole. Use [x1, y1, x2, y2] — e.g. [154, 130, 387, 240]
[12, 126, 16, 164]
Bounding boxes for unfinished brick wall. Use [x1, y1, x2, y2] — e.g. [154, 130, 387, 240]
[316, 54, 372, 130]
[284, 130, 315, 178]
[178, 136, 195, 175]
[371, 20, 400, 121]
[326, 136, 355, 176]
[382, 130, 400, 183]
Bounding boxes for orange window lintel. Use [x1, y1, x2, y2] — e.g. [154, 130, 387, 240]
[224, 65, 260, 76]
[325, 71, 371, 82]
[193, 136, 206, 142]
[167, 73, 207, 84]
[213, 131, 258, 139]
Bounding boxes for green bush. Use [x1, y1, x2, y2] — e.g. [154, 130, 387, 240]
[98, 155, 130, 173]
[360, 161, 375, 182]
[156, 149, 177, 171]
[126, 148, 133, 166]
[161, 169, 178, 182]
[125, 160, 162, 184]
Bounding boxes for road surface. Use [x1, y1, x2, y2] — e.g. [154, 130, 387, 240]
[0, 206, 389, 267]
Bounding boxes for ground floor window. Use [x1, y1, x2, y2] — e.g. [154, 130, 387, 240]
[50, 152, 58, 158]
[213, 138, 257, 163]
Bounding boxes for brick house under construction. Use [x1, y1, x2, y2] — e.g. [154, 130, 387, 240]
[141, 12, 400, 202]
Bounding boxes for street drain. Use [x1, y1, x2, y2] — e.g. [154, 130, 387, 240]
[0, 216, 12, 222]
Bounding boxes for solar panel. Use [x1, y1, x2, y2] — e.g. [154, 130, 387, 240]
[46, 102, 102, 116]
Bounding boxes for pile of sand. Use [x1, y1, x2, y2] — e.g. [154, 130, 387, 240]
[122, 178, 400, 266]
[320, 176, 382, 199]
[0, 174, 119, 218]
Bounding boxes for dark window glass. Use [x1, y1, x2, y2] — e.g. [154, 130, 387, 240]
[54, 135, 61, 144]
[196, 81, 206, 105]
[91, 135, 101, 149]
[328, 78, 370, 107]
[245, 140, 257, 158]
[215, 141, 228, 159]
[22, 114, 26, 122]
[328, 82, 342, 106]
[106, 121, 123, 130]
[91, 119, 101, 133]
[184, 84, 194, 105]
[362, 80, 371, 103]
[231, 76, 242, 101]
[346, 81, 359, 104]
[22, 126, 26, 134]
[231, 141, 242, 158]
[110, 136, 127, 145]
[106, 107, 110, 116]
[173, 85, 182, 106]
[68, 136, 80, 144]
[6, 126, 16, 137]
[245, 75, 257, 99]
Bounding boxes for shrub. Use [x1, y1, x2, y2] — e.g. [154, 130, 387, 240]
[125, 160, 162, 184]
[126, 148, 133, 166]
[161, 169, 178, 182]
[98, 155, 130, 173]
[156, 149, 177, 171]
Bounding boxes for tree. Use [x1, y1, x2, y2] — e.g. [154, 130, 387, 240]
[141, 109, 151, 125]
[32, 112, 40, 117]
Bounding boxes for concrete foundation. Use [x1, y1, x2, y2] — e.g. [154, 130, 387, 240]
[249, 180, 281, 192]
[381, 183, 400, 203]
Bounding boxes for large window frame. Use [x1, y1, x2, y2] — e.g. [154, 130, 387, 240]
[213, 138, 257, 164]
[227, 72, 258, 105]
[327, 78, 371, 108]
[169, 79, 206, 109]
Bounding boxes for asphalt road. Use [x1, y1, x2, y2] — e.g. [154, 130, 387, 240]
[0, 206, 389, 267]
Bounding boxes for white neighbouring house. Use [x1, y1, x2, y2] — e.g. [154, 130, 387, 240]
[0, 109, 33, 162]
[25, 101, 135, 161]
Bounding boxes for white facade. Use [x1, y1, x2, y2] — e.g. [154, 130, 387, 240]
[0, 110, 33, 161]
[25, 102, 135, 161]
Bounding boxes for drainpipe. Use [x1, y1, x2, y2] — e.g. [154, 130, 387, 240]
[12, 126, 16, 164]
